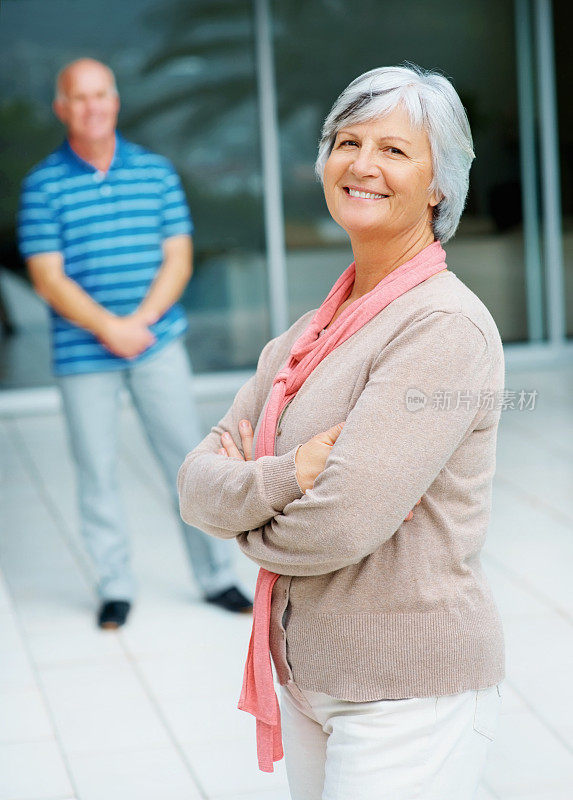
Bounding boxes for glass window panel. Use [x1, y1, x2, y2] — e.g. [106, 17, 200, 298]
[273, 0, 531, 343]
[554, 0, 573, 338]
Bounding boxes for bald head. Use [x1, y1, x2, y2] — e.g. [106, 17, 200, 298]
[55, 58, 117, 102]
[53, 58, 120, 148]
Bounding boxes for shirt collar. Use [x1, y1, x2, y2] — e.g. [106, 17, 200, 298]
[60, 132, 129, 173]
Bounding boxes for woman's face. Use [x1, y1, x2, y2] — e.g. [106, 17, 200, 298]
[323, 105, 441, 242]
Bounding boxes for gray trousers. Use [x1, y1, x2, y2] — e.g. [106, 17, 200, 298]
[58, 338, 235, 601]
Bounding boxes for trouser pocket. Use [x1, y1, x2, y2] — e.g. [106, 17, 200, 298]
[472, 684, 502, 741]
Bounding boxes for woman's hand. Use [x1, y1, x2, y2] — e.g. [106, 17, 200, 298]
[294, 423, 346, 493]
[294, 422, 422, 522]
[219, 419, 422, 522]
[218, 419, 254, 461]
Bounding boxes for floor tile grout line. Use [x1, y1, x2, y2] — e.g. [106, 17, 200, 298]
[482, 551, 573, 626]
[480, 780, 500, 799]
[0, 568, 81, 799]
[210, 790, 289, 800]
[116, 634, 210, 800]
[0, 734, 60, 746]
[502, 676, 573, 757]
[121, 436, 173, 505]
[2, 420, 91, 796]
[3, 795, 78, 800]
[504, 368, 573, 406]
[7, 419, 95, 591]
[493, 472, 573, 529]
[500, 414, 573, 461]
[7, 413, 219, 797]
[482, 540, 573, 756]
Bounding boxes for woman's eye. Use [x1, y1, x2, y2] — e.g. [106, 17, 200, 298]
[387, 147, 404, 155]
[338, 139, 358, 147]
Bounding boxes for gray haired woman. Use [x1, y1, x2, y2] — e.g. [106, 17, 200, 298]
[178, 63, 504, 800]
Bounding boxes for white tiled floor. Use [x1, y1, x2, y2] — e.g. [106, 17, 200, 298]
[1, 363, 573, 799]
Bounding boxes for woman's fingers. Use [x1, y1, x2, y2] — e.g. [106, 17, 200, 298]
[295, 422, 347, 494]
[405, 499, 422, 522]
[239, 419, 254, 461]
[221, 431, 244, 460]
[219, 421, 254, 461]
[316, 421, 346, 446]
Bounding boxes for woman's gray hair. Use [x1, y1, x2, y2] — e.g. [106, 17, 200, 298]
[315, 63, 475, 243]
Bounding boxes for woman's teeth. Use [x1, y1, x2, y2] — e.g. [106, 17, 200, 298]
[346, 188, 387, 199]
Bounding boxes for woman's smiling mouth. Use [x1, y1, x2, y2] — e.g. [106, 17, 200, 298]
[343, 186, 389, 200]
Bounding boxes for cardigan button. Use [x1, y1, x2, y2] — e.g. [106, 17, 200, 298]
[276, 428, 282, 436]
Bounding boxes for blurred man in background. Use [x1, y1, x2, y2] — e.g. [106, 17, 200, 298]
[17, 58, 252, 628]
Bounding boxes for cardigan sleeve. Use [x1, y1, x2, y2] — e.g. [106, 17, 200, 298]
[235, 311, 498, 575]
[177, 329, 306, 537]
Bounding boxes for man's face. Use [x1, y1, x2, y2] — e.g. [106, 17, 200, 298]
[53, 62, 120, 144]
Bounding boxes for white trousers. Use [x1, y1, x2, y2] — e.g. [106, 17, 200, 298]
[280, 682, 502, 800]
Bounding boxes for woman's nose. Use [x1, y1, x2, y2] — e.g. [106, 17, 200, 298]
[349, 147, 380, 178]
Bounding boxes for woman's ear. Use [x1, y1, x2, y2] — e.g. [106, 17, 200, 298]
[429, 188, 443, 208]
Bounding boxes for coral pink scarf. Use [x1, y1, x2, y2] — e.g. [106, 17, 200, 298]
[238, 240, 448, 772]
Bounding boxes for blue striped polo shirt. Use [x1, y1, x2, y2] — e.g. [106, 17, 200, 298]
[17, 134, 192, 376]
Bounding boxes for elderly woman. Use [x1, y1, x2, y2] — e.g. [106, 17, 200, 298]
[178, 63, 504, 800]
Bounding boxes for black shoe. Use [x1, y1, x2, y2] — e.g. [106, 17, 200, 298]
[97, 600, 131, 629]
[205, 586, 253, 614]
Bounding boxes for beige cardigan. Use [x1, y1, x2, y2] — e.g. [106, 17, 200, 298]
[178, 269, 505, 700]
